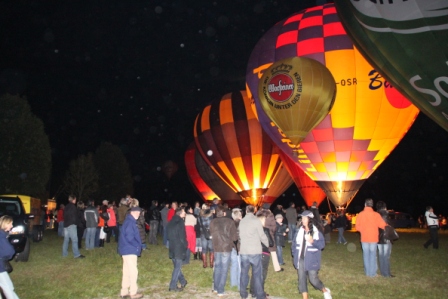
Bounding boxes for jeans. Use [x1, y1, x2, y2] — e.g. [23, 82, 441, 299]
[163, 223, 168, 246]
[58, 221, 64, 237]
[361, 242, 378, 277]
[201, 236, 213, 253]
[0, 272, 19, 299]
[276, 246, 284, 264]
[169, 258, 187, 290]
[149, 220, 159, 244]
[230, 248, 240, 289]
[337, 227, 347, 244]
[62, 224, 81, 257]
[85, 227, 96, 249]
[95, 227, 101, 247]
[378, 242, 392, 277]
[250, 253, 270, 295]
[240, 254, 264, 299]
[213, 252, 231, 294]
[288, 224, 296, 242]
[297, 258, 324, 293]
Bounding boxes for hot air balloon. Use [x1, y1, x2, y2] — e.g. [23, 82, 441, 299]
[258, 56, 336, 152]
[185, 142, 293, 207]
[185, 142, 242, 207]
[278, 149, 326, 208]
[334, 0, 448, 132]
[246, 3, 420, 207]
[162, 160, 178, 180]
[194, 91, 285, 206]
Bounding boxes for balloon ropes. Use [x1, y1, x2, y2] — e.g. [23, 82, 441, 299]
[246, 3, 419, 207]
[194, 91, 284, 207]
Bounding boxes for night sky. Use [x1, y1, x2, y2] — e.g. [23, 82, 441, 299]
[1, 1, 447, 216]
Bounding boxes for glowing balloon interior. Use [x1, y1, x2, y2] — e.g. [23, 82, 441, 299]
[185, 142, 242, 206]
[194, 91, 284, 206]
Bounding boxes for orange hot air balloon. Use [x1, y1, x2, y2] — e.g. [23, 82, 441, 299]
[246, 4, 420, 207]
[185, 142, 242, 207]
[194, 91, 284, 206]
[258, 56, 336, 149]
[278, 149, 326, 208]
[162, 160, 178, 180]
[260, 147, 294, 205]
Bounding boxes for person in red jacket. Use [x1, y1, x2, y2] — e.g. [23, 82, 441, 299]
[167, 202, 178, 222]
[356, 198, 386, 277]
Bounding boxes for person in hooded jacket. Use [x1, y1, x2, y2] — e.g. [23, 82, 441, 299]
[0, 216, 20, 299]
[292, 210, 332, 299]
[167, 207, 188, 292]
[118, 207, 143, 299]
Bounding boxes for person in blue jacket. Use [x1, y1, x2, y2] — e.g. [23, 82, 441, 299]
[292, 210, 332, 299]
[0, 215, 20, 299]
[118, 207, 143, 299]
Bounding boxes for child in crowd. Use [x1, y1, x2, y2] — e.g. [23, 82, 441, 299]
[274, 214, 288, 265]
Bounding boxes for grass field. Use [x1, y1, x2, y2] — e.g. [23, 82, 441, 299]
[7, 228, 447, 299]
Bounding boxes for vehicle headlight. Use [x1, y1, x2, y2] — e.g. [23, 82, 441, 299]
[10, 225, 25, 235]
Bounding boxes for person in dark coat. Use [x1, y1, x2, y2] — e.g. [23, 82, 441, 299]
[0, 216, 20, 299]
[167, 207, 188, 292]
[62, 195, 84, 258]
[118, 207, 143, 299]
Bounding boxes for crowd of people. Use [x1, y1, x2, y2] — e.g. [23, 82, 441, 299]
[1, 195, 442, 299]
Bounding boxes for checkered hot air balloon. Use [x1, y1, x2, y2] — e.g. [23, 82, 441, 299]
[246, 3, 419, 207]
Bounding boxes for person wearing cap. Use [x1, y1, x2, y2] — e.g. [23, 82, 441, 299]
[167, 207, 188, 292]
[274, 214, 288, 265]
[356, 198, 386, 277]
[292, 210, 332, 299]
[118, 206, 143, 299]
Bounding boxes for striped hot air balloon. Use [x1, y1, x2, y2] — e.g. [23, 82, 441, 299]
[185, 142, 242, 207]
[193, 91, 285, 207]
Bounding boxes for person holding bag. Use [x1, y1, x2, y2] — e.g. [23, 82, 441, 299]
[0, 215, 20, 299]
[376, 201, 395, 278]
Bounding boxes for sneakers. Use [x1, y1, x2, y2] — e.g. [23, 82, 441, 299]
[75, 255, 85, 259]
[169, 287, 183, 292]
[217, 293, 228, 297]
[130, 294, 143, 299]
[343, 242, 347, 245]
[323, 288, 332, 299]
[181, 280, 188, 288]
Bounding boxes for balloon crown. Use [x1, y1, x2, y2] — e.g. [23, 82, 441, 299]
[270, 63, 292, 74]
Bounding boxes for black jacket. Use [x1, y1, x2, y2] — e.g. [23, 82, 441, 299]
[147, 205, 161, 221]
[63, 202, 78, 227]
[378, 209, 392, 244]
[167, 215, 187, 260]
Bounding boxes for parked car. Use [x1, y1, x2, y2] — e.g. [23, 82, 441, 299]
[388, 211, 416, 228]
[0, 195, 43, 261]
